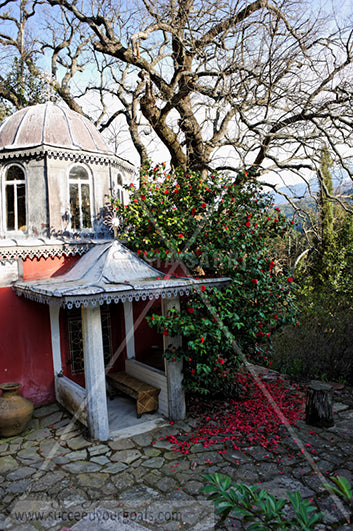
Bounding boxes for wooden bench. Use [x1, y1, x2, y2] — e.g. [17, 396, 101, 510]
[106, 371, 160, 418]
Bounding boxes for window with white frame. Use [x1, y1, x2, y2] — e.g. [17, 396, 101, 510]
[4, 165, 26, 232]
[69, 165, 92, 230]
[116, 173, 124, 205]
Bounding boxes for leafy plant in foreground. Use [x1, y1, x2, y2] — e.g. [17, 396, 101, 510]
[323, 475, 353, 519]
[201, 472, 323, 530]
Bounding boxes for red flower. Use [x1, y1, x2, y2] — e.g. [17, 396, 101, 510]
[201, 202, 207, 208]
[191, 369, 195, 376]
[251, 278, 258, 285]
[245, 221, 251, 228]
[164, 189, 169, 194]
[163, 330, 168, 336]
[287, 276, 294, 283]
[200, 285, 206, 292]
[201, 336, 205, 343]
[273, 314, 278, 319]
[137, 250, 141, 255]
[269, 260, 275, 271]
[191, 208, 196, 215]
[256, 330, 264, 338]
[141, 194, 145, 200]
[187, 308, 194, 314]
[178, 234, 184, 238]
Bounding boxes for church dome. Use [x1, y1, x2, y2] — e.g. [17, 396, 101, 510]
[0, 102, 112, 154]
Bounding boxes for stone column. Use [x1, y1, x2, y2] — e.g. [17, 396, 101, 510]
[81, 305, 109, 441]
[123, 301, 135, 359]
[49, 304, 62, 397]
[162, 296, 186, 421]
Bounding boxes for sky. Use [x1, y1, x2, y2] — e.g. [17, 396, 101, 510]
[1, 0, 352, 189]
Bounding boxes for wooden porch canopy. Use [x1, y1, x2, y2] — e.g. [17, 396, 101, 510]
[13, 241, 231, 440]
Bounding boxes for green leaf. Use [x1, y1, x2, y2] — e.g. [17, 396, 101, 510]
[324, 475, 352, 503]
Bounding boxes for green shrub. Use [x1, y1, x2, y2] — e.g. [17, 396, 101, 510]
[271, 289, 353, 385]
[112, 163, 298, 396]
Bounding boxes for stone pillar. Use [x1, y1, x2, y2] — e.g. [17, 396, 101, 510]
[49, 304, 62, 397]
[123, 301, 135, 359]
[81, 305, 109, 441]
[162, 296, 186, 421]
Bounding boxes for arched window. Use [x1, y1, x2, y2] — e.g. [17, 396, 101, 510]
[69, 165, 92, 230]
[4, 165, 26, 232]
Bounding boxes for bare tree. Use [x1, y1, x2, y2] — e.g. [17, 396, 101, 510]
[0, 0, 352, 192]
[0, 0, 93, 118]
[39, 0, 353, 181]
[0, 0, 42, 112]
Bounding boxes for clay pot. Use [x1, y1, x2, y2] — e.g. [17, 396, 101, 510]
[0, 383, 34, 437]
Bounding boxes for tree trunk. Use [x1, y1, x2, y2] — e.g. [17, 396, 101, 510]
[305, 381, 334, 428]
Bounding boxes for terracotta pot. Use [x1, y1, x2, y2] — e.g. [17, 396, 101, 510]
[0, 383, 34, 437]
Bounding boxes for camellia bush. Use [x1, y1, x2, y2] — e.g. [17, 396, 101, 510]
[112, 163, 297, 396]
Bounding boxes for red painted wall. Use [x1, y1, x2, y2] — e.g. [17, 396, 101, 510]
[133, 299, 163, 362]
[0, 287, 54, 406]
[22, 255, 79, 281]
[0, 255, 80, 406]
[109, 303, 127, 372]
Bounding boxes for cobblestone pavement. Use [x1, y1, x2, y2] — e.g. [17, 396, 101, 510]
[1, 384, 353, 530]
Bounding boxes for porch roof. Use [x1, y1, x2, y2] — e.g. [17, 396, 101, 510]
[13, 240, 231, 308]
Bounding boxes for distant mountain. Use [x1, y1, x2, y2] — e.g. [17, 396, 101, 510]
[266, 180, 318, 204]
[264, 175, 353, 230]
[266, 175, 352, 206]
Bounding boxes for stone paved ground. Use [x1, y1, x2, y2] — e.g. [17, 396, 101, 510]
[1, 381, 353, 530]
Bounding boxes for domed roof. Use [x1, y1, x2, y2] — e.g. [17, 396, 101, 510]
[0, 102, 113, 154]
